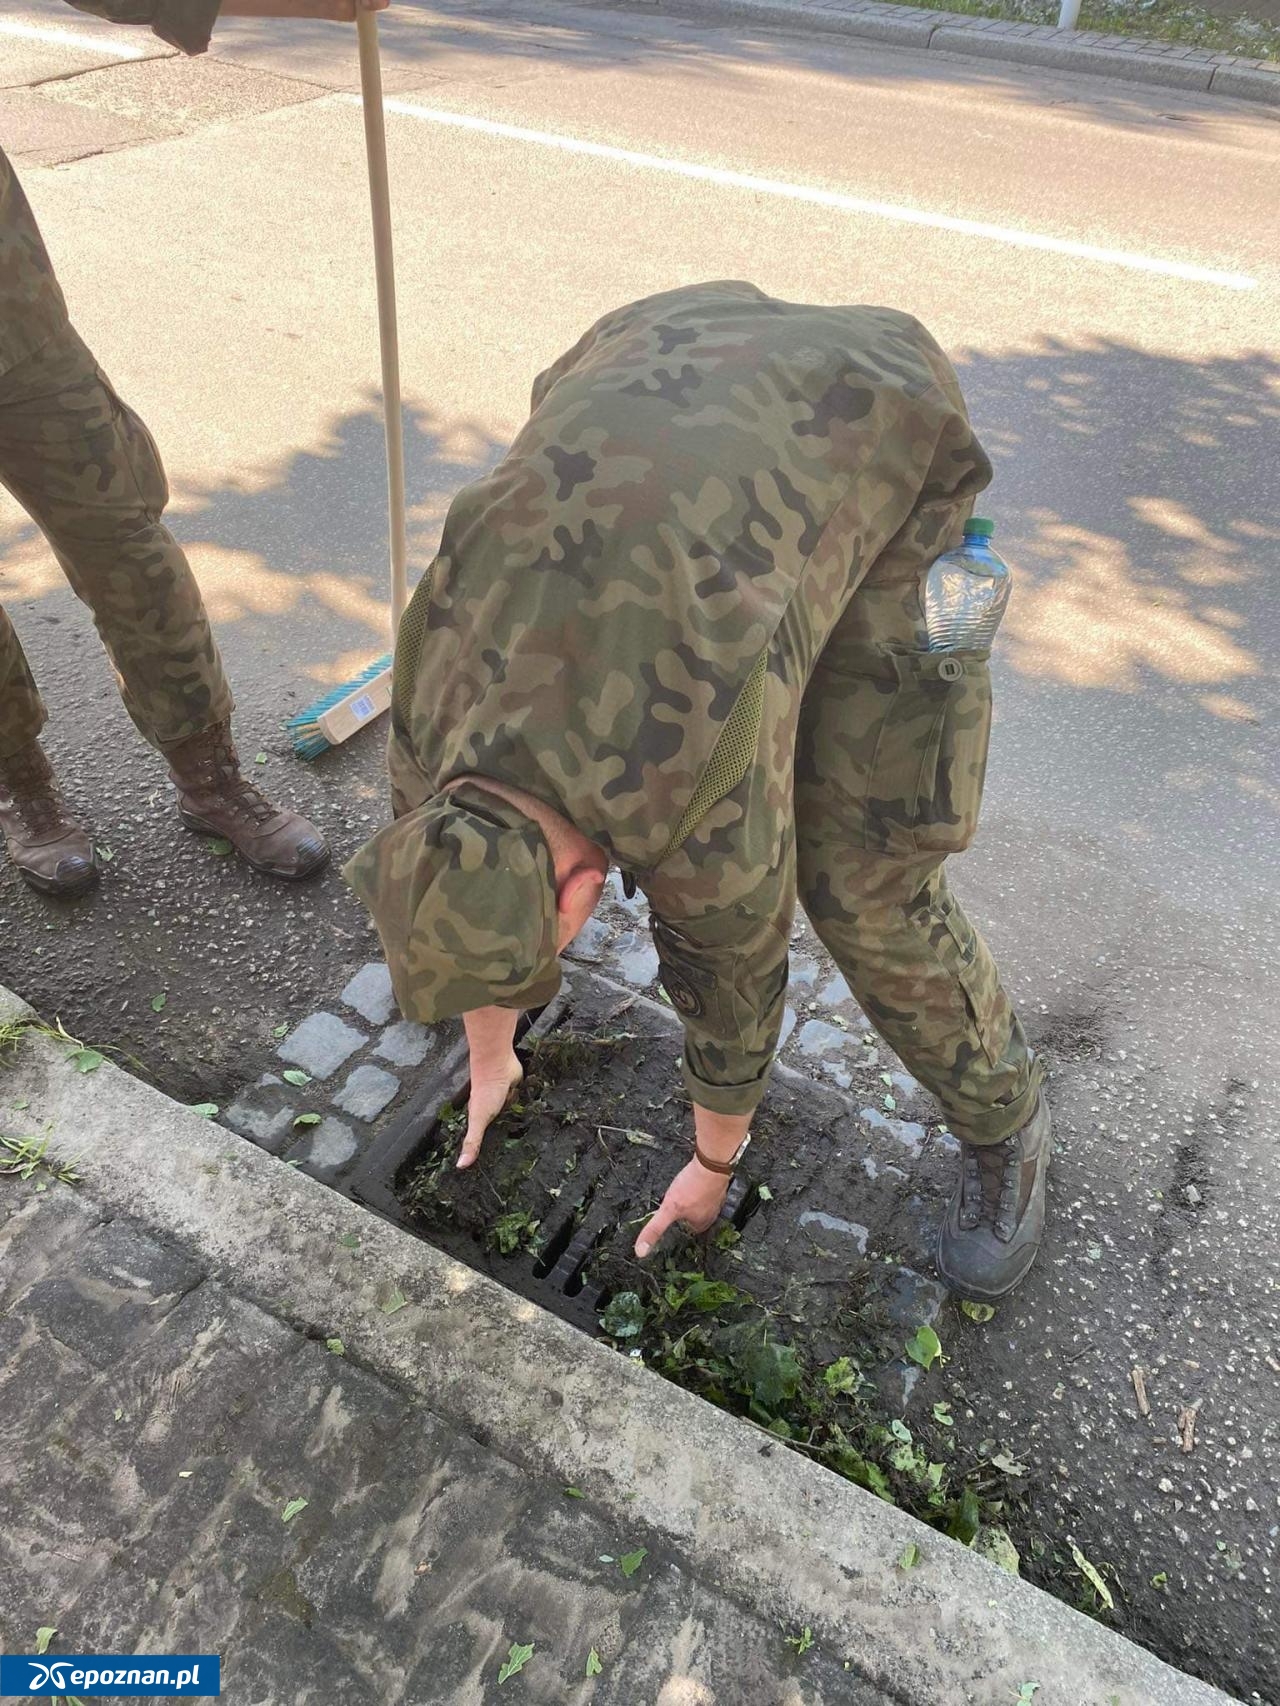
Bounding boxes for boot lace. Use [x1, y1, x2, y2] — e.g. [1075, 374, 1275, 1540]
[178, 727, 276, 828]
[1, 750, 64, 836]
[959, 1135, 1022, 1240]
[223, 773, 278, 828]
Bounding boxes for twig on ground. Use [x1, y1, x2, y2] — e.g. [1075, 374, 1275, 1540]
[1132, 1366, 1151, 1418]
[1177, 1403, 1200, 1455]
[597, 1124, 659, 1149]
[470, 1167, 507, 1214]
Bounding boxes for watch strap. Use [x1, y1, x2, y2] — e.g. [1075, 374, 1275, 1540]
[694, 1134, 750, 1175]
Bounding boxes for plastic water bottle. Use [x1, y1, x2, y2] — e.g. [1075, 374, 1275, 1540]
[923, 518, 1012, 651]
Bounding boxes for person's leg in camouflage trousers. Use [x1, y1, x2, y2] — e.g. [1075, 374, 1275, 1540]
[0, 324, 328, 891]
[794, 564, 1049, 1300]
[0, 326, 234, 753]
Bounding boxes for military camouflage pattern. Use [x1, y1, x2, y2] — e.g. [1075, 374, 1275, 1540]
[389, 282, 993, 867]
[345, 783, 562, 1021]
[0, 3, 218, 378]
[0, 1, 231, 756]
[645, 564, 1040, 1138]
[0, 323, 233, 759]
[368, 281, 1041, 1143]
[0, 156, 69, 381]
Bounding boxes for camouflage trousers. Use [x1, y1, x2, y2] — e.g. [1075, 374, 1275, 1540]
[794, 571, 1041, 1143]
[649, 561, 1043, 1146]
[0, 323, 232, 761]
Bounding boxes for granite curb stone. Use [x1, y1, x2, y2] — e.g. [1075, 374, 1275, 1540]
[332, 1062, 402, 1121]
[223, 1072, 297, 1149]
[222, 997, 465, 1188]
[1211, 60, 1280, 98]
[928, 22, 1217, 87]
[284, 1114, 361, 1179]
[579, 0, 1280, 104]
[373, 1018, 433, 1068]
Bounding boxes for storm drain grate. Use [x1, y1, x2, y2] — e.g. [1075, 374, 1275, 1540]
[347, 971, 773, 1339]
[348, 966, 948, 1370]
[520, 1174, 759, 1334]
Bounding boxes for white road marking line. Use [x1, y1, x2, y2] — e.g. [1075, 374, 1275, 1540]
[0, 19, 148, 59]
[354, 96, 1257, 293]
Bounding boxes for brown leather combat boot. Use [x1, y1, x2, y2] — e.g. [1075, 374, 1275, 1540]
[0, 740, 98, 897]
[167, 720, 329, 881]
[936, 1093, 1051, 1302]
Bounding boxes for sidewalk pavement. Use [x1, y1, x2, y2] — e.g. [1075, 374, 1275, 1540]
[580, 0, 1280, 104]
[0, 982, 1239, 1705]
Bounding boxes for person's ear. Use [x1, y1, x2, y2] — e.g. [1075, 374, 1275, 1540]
[555, 864, 606, 950]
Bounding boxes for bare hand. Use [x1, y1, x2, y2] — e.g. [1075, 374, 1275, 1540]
[634, 1160, 730, 1260]
[456, 1054, 522, 1170]
[219, 0, 390, 20]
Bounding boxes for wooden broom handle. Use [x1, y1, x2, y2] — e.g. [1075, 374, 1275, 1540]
[357, 8, 408, 634]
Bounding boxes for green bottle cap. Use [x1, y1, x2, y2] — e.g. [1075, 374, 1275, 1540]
[964, 517, 995, 538]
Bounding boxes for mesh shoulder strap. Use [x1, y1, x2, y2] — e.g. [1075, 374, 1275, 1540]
[658, 650, 767, 861]
[392, 566, 434, 725]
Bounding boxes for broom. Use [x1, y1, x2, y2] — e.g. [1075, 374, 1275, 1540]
[289, 6, 407, 759]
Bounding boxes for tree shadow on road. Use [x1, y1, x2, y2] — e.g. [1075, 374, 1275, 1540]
[213, 0, 1267, 133]
[143, 340, 1278, 858]
[3, 337, 1273, 806]
[961, 337, 1277, 691]
[949, 337, 1278, 858]
[4, 333, 1275, 824]
[166, 393, 507, 699]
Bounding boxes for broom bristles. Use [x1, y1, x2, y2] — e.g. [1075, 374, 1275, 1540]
[287, 653, 391, 759]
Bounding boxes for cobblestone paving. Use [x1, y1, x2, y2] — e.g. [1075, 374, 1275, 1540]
[222, 884, 938, 1209]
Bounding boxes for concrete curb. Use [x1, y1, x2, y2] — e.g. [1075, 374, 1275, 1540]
[0, 984, 1239, 1705]
[583, 0, 1280, 106]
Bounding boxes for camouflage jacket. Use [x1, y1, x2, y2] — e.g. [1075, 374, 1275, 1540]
[393, 281, 978, 865]
[390, 282, 992, 1114]
[0, 1, 220, 376]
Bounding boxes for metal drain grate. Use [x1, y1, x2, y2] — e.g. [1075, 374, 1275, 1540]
[535, 1206, 612, 1332]
[529, 1173, 763, 1336]
[349, 969, 772, 1339]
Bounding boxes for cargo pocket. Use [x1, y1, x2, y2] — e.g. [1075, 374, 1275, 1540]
[819, 642, 993, 858]
[925, 890, 1008, 1068]
[650, 914, 763, 1064]
[653, 917, 730, 1026]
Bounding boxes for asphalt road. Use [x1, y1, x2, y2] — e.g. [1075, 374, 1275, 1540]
[1, 1, 1277, 1698]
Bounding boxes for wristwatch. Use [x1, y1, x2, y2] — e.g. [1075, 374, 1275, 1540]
[694, 1133, 751, 1176]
